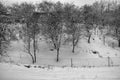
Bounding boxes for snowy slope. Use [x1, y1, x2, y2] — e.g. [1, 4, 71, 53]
[1, 35, 120, 66]
[78, 39, 120, 58]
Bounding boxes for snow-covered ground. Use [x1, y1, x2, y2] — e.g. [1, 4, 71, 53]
[1, 36, 120, 67]
[0, 28, 120, 80]
[0, 63, 120, 80]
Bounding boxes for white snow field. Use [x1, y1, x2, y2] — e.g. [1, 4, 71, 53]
[0, 63, 120, 80]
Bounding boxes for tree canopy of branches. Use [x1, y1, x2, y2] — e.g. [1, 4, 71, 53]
[39, 1, 64, 62]
[64, 3, 82, 53]
[9, 3, 39, 63]
[0, 2, 11, 56]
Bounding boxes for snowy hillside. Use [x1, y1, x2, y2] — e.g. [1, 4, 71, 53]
[1, 35, 120, 67]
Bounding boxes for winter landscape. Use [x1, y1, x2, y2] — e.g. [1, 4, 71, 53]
[0, 0, 120, 80]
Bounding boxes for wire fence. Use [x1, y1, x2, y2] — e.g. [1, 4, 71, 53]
[36, 57, 120, 67]
[69, 57, 120, 67]
[1, 56, 120, 67]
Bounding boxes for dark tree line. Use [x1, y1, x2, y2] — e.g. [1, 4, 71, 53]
[0, 2, 12, 56]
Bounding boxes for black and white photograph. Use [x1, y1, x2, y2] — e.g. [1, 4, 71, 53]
[0, 0, 120, 80]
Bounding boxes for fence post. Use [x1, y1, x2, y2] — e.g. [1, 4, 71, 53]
[108, 56, 110, 67]
[71, 58, 73, 67]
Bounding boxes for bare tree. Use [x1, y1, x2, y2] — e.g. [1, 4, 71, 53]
[64, 3, 82, 53]
[10, 2, 37, 63]
[0, 2, 11, 56]
[39, 1, 64, 62]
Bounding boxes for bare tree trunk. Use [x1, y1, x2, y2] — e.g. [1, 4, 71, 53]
[56, 34, 62, 62]
[103, 36, 105, 45]
[29, 51, 35, 64]
[56, 48, 59, 62]
[115, 27, 120, 47]
[26, 23, 35, 64]
[88, 34, 91, 43]
[72, 38, 75, 53]
[28, 36, 35, 64]
[72, 33, 75, 53]
[33, 31, 36, 63]
[72, 45, 75, 53]
[72, 37, 79, 53]
[51, 37, 57, 49]
[53, 43, 57, 49]
[118, 39, 120, 47]
[0, 41, 2, 55]
[115, 27, 118, 38]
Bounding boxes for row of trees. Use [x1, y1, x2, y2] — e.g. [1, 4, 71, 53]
[1, 0, 120, 63]
[0, 2, 12, 56]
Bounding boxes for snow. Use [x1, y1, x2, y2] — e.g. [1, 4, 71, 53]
[0, 63, 120, 80]
[0, 36, 120, 67]
[0, 26, 120, 67]
[78, 38, 120, 58]
[0, 34, 120, 80]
